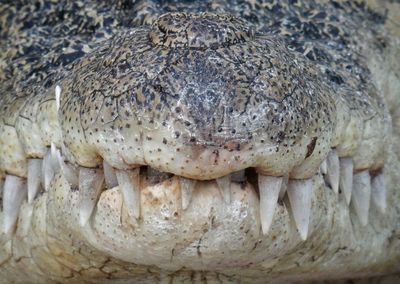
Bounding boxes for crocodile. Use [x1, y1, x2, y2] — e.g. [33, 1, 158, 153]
[0, 0, 399, 283]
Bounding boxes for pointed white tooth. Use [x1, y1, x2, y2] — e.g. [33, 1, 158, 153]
[339, 158, 353, 205]
[287, 178, 313, 241]
[327, 149, 340, 194]
[3, 175, 27, 234]
[103, 160, 118, 189]
[42, 148, 54, 191]
[216, 175, 231, 204]
[55, 85, 61, 111]
[61, 162, 79, 188]
[258, 175, 283, 235]
[27, 159, 42, 203]
[279, 175, 289, 200]
[320, 159, 327, 175]
[78, 167, 104, 226]
[50, 143, 61, 171]
[352, 171, 371, 226]
[231, 170, 246, 182]
[180, 177, 196, 210]
[115, 168, 141, 220]
[371, 173, 386, 214]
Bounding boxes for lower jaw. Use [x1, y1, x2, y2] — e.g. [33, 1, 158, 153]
[1, 149, 399, 283]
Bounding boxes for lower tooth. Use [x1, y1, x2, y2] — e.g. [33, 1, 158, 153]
[216, 175, 231, 204]
[115, 168, 141, 221]
[320, 159, 327, 175]
[339, 158, 353, 205]
[27, 159, 42, 203]
[352, 171, 371, 226]
[78, 167, 105, 226]
[42, 149, 54, 191]
[371, 173, 386, 214]
[180, 177, 196, 210]
[287, 178, 313, 241]
[327, 149, 340, 194]
[3, 175, 27, 234]
[258, 175, 282, 235]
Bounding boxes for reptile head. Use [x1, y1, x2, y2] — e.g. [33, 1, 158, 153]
[0, 11, 398, 283]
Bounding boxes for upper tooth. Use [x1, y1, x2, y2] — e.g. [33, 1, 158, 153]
[103, 160, 118, 189]
[115, 168, 141, 221]
[27, 159, 42, 203]
[3, 175, 27, 234]
[352, 171, 371, 226]
[371, 173, 386, 214]
[327, 149, 340, 194]
[55, 85, 61, 111]
[279, 175, 289, 200]
[61, 161, 79, 188]
[78, 167, 105, 226]
[258, 175, 283, 235]
[216, 175, 231, 204]
[339, 158, 353, 205]
[287, 178, 313, 241]
[180, 177, 196, 210]
[320, 159, 327, 175]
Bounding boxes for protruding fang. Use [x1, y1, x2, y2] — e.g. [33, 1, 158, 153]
[231, 170, 246, 182]
[103, 161, 118, 189]
[27, 159, 42, 203]
[320, 159, 327, 175]
[115, 168, 141, 221]
[216, 175, 231, 204]
[352, 171, 371, 226]
[78, 167, 104, 226]
[339, 158, 353, 205]
[327, 149, 340, 194]
[3, 175, 27, 234]
[55, 85, 61, 111]
[50, 143, 62, 172]
[180, 177, 196, 210]
[287, 179, 313, 241]
[258, 175, 283, 235]
[371, 173, 386, 214]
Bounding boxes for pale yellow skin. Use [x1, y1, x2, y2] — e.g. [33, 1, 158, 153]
[0, 1, 400, 283]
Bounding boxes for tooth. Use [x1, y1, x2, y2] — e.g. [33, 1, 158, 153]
[287, 178, 313, 241]
[327, 149, 340, 194]
[42, 148, 54, 191]
[258, 175, 283, 235]
[78, 167, 105, 226]
[3, 175, 27, 234]
[279, 175, 289, 200]
[115, 168, 141, 220]
[55, 85, 61, 111]
[339, 158, 353, 205]
[352, 171, 371, 226]
[27, 159, 42, 203]
[216, 175, 231, 204]
[103, 160, 118, 189]
[61, 161, 79, 188]
[50, 143, 61, 171]
[180, 177, 196, 210]
[231, 170, 246, 182]
[320, 159, 327, 175]
[371, 173, 386, 214]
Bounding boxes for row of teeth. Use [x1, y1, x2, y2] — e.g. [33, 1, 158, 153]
[0, 145, 386, 241]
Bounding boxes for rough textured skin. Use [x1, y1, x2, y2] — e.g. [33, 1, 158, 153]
[0, 0, 399, 283]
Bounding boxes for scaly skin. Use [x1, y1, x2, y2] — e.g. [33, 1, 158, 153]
[0, 1, 399, 283]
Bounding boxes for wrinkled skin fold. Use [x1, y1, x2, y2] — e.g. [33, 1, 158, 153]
[0, 0, 400, 283]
